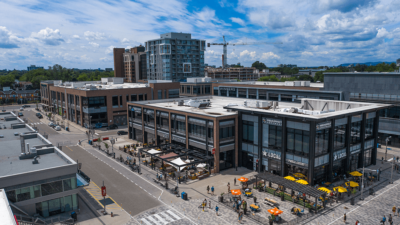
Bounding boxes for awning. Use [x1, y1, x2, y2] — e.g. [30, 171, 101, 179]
[160, 152, 178, 161]
[169, 157, 188, 170]
[76, 173, 89, 187]
[147, 149, 161, 154]
[197, 163, 206, 168]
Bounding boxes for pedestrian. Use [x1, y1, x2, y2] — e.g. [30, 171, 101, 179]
[215, 205, 219, 216]
[227, 182, 230, 192]
[209, 200, 211, 209]
[236, 201, 240, 212]
[239, 211, 243, 222]
[393, 206, 396, 215]
[382, 215, 386, 224]
[207, 185, 210, 194]
[211, 186, 215, 195]
[397, 156, 399, 162]
[238, 211, 241, 222]
[355, 220, 359, 225]
[234, 177, 236, 186]
[397, 206, 400, 216]
[343, 213, 346, 223]
[202, 199, 206, 212]
[389, 214, 393, 225]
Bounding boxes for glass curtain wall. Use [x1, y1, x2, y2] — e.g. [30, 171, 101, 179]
[334, 118, 347, 150]
[315, 128, 329, 156]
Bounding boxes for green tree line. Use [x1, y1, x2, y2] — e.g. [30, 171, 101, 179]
[0, 64, 114, 89]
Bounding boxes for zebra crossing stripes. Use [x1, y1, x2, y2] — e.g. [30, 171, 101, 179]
[30, 122, 43, 125]
[140, 210, 181, 225]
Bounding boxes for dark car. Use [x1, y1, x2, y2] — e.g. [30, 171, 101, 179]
[23, 105, 31, 107]
[117, 131, 128, 135]
[1, 109, 5, 112]
[107, 124, 118, 130]
[36, 113, 43, 119]
[18, 112, 23, 117]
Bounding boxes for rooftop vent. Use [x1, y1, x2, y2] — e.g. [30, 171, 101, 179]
[32, 156, 40, 164]
[244, 100, 271, 109]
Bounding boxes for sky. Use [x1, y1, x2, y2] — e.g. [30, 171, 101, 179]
[1, 0, 400, 70]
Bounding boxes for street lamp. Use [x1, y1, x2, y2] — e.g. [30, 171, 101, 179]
[385, 136, 392, 161]
[390, 159, 394, 184]
[89, 116, 93, 140]
[360, 166, 365, 200]
[111, 137, 115, 158]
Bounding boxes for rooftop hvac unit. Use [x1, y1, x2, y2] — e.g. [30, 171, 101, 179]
[178, 100, 184, 106]
[30, 147, 37, 154]
[244, 100, 271, 109]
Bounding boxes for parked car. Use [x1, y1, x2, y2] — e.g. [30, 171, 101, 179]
[23, 105, 30, 107]
[1, 109, 5, 112]
[107, 124, 118, 130]
[18, 112, 23, 116]
[36, 113, 43, 119]
[117, 131, 128, 135]
[54, 126, 61, 131]
[48, 122, 55, 127]
[19, 108, 24, 111]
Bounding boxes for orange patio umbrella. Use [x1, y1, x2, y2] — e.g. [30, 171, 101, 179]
[237, 177, 249, 182]
[231, 189, 242, 196]
[268, 207, 283, 216]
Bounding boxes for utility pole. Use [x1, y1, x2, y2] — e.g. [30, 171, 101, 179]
[385, 136, 391, 161]
[390, 160, 394, 184]
[111, 137, 115, 158]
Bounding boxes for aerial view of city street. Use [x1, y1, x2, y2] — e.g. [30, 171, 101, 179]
[1, 0, 400, 225]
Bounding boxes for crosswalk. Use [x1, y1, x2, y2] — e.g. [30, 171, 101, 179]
[29, 122, 44, 125]
[140, 210, 181, 225]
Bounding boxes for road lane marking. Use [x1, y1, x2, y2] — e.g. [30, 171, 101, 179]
[66, 146, 73, 152]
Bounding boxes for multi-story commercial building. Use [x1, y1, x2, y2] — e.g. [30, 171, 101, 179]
[145, 32, 206, 81]
[27, 65, 44, 71]
[0, 111, 89, 219]
[40, 78, 180, 128]
[113, 46, 147, 82]
[122, 46, 147, 82]
[298, 68, 326, 77]
[205, 67, 257, 81]
[0, 89, 40, 104]
[127, 96, 389, 185]
[324, 72, 400, 147]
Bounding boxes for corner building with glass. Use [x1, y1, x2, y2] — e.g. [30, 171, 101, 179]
[226, 99, 391, 186]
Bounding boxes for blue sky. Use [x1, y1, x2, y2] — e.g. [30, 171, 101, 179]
[1, 0, 400, 70]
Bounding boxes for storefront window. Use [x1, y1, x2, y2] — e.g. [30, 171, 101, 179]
[41, 180, 63, 196]
[269, 160, 282, 175]
[364, 149, 372, 167]
[287, 128, 310, 156]
[365, 118, 374, 140]
[36, 194, 78, 218]
[242, 121, 254, 144]
[332, 159, 346, 178]
[315, 128, 329, 156]
[351, 115, 362, 144]
[334, 118, 347, 150]
[350, 154, 359, 172]
[314, 166, 328, 184]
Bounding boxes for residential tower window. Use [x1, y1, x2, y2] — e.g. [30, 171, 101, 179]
[112, 96, 118, 106]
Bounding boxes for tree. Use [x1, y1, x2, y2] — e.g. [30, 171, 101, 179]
[258, 75, 279, 81]
[314, 71, 324, 82]
[77, 74, 89, 81]
[298, 75, 313, 82]
[252, 61, 267, 71]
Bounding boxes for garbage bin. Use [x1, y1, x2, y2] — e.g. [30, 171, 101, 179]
[66, 127, 69, 131]
[71, 211, 77, 221]
[89, 140, 92, 145]
[350, 197, 355, 205]
[181, 192, 187, 200]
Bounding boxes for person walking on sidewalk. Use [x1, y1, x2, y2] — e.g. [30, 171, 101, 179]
[234, 177, 236, 186]
[392, 206, 396, 216]
[227, 182, 230, 193]
[211, 186, 215, 195]
[215, 205, 219, 216]
[343, 213, 346, 223]
[209, 200, 211, 209]
[388, 214, 393, 225]
[381, 215, 386, 225]
[207, 185, 210, 194]
[397, 206, 400, 216]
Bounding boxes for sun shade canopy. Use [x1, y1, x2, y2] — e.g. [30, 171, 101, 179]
[296, 179, 309, 185]
[333, 186, 347, 193]
[268, 207, 283, 215]
[255, 173, 327, 198]
[349, 171, 363, 177]
[284, 176, 296, 181]
[345, 181, 359, 187]
[231, 189, 241, 195]
[238, 177, 249, 182]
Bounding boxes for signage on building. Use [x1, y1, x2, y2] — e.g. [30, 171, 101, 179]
[219, 87, 236, 91]
[316, 121, 331, 130]
[262, 151, 281, 160]
[262, 118, 282, 126]
[212, 148, 215, 154]
[101, 186, 106, 197]
[286, 159, 307, 167]
[333, 151, 346, 161]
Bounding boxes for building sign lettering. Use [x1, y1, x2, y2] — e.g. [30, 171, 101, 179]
[286, 159, 307, 167]
[316, 121, 331, 130]
[262, 118, 282, 126]
[333, 152, 346, 161]
[262, 151, 281, 160]
[219, 87, 236, 91]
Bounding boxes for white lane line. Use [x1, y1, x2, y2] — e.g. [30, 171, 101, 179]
[160, 212, 174, 222]
[146, 215, 160, 224]
[166, 210, 181, 220]
[154, 214, 168, 225]
[140, 218, 153, 225]
[77, 145, 197, 225]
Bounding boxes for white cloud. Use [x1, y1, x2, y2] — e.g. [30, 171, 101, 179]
[261, 52, 280, 59]
[0, 26, 19, 48]
[230, 17, 245, 26]
[89, 42, 99, 48]
[121, 38, 130, 43]
[84, 31, 105, 41]
[240, 50, 256, 58]
[376, 28, 389, 38]
[72, 35, 80, 39]
[29, 27, 64, 46]
[301, 51, 314, 56]
[105, 45, 115, 55]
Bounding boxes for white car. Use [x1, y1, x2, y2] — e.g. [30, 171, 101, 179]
[19, 108, 24, 111]
[48, 122, 55, 127]
[54, 126, 61, 131]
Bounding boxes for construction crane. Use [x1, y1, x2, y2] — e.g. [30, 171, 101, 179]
[207, 36, 283, 68]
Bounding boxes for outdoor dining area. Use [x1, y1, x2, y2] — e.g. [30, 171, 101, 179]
[139, 142, 215, 184]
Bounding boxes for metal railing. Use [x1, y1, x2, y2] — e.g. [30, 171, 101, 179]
[15, 214, 75, 225]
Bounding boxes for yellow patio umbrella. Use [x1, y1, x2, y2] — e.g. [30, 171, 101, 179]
[296, 179, 309, 185]
[293, 173, 306, 178]
[318, 187, 332, 194]
[349, 171, 363, 177]
[284, 176, 296, 181]
[345, 181, 359, 187]
[333, 186, 347, 193]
